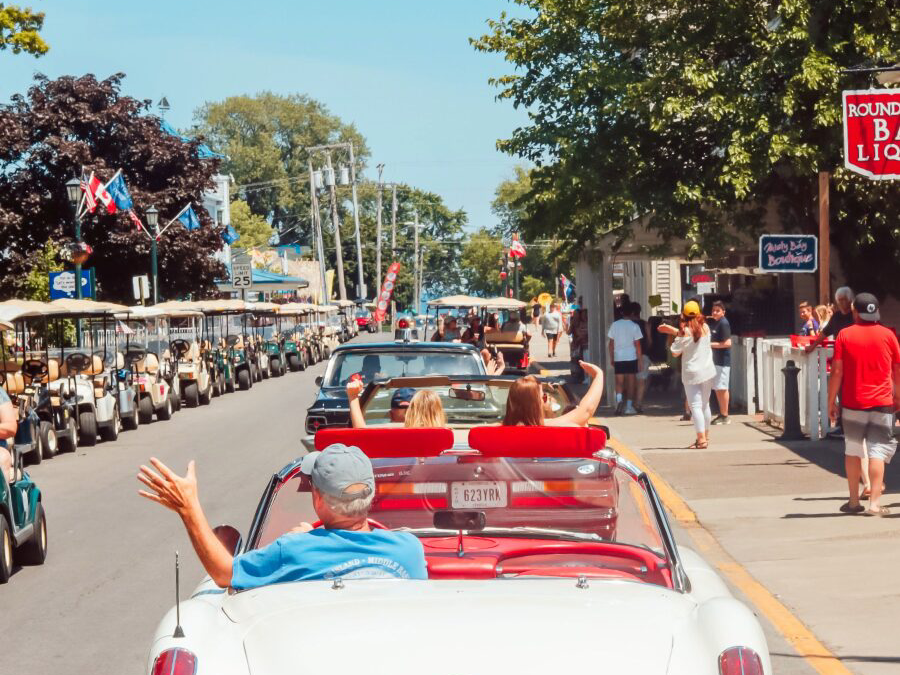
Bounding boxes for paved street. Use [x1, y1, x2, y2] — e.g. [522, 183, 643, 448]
[0, 335, 356, 674]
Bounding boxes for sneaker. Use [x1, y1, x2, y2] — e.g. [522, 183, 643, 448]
[633, 404, 644, 414]
[711, 415, 730, 425]
[680, 412, 692, 421]
[615, 400, 625, 416]
[623, 405, 638, 415]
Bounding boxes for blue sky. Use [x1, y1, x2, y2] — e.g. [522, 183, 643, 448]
[1, 0, 531, 231]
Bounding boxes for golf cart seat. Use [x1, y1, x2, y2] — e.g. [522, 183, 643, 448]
[186, 342, 200, 362]
[1, 370, 25, 395]
[485, 330, 526, 345]
[135, 353, 160, 375]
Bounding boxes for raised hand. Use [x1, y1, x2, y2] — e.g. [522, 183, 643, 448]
[137, 458, 200, 517]
[578, 360, 602, 380]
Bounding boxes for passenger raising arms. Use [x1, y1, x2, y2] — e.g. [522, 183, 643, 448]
[504, 361, 604, 427]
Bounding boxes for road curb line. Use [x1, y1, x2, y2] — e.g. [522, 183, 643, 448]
[608, 437, 853, 675]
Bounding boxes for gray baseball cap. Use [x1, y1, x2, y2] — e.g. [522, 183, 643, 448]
[299, 443, 374, 500]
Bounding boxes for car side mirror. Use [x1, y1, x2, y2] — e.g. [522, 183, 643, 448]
[212, 525, 243, 556]
[315, 376, 323, 386]
[433, 510, 486, 532]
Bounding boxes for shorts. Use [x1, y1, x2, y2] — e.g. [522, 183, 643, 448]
[843, 408, 897, 462]
[636, 355, 652, 380]
[545, 333, 558, 340]
[713, 365, 731, 390]
[614, 360, 638, 375]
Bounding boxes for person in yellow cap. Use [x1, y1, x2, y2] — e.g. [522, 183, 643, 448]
[658, 300, 717, 448]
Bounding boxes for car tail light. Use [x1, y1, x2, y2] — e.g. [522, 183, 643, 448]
[398, 319, 409, 328]
[151, 647, 197, 675]
[719, 647, 763, 675]
[306, 416, 327, 434]
[377, 482, 447, 495]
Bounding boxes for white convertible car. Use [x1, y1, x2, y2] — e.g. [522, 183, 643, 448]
[146, 426, 770, 675]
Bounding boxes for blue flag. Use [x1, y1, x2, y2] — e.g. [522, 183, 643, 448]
[105, 172, 133, 210]
[223, 224, 240, 245]
[177, 205, 201, 231]
[160, 120, 225, 160]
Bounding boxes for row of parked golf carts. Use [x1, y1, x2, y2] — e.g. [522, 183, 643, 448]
[0, 297, 352, 582]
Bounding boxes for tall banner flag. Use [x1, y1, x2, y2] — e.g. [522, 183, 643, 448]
[88, 173, 117, 214]
[79, 172, 98, 214]
[509, 232, 526, 258]
[373, 262, 402, 322]
[560, 273, 576, 303]
[104, 171, 134, 210]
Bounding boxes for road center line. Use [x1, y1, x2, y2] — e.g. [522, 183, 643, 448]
[608, 438, 853, 675]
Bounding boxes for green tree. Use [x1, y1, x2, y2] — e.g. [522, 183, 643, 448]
[491, 165, 532, 238]
[0, 4, 48, 56]
[195, 93, 368, 239]
[460, 229, 505, 296]
[474, 1, 900, 297]
[520, 274, 545, 303]
[22, 239, 63, 301]
[230, 199, 274, 249]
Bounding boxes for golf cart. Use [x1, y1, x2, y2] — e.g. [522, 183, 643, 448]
[246, 302, 280, 380]
[0, 432, 47, 583]
[480, 297, 531, 373]
[167, 305, 215, 407]
[422, 295, 488, 342]
[0, 301, 79, 460]
[277, 303, 312, 372]
[195, 300, 256, 391]
[47, 299, 136, 444]
[116, 306, 177, 425]
[335, 299, 358, 341]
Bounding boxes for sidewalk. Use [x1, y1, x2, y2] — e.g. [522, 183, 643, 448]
[535, 336, 900, 675]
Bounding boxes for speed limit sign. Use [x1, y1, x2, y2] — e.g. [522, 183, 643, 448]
[232, 263, 252, 289]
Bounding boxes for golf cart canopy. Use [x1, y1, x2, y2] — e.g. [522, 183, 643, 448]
[426, 295, 487, 308]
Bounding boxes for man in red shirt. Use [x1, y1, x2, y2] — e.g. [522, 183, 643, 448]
[827, 293, 900, 516]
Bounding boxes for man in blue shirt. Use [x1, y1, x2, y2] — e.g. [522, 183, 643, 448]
[138, 443, 427, 589]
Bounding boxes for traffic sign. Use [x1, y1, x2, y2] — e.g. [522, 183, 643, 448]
[232, 263, 252, 289]
[132, 275, 150, 301]
[759, 234, 817, 273]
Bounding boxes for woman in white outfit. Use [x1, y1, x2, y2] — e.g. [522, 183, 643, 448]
[662, 301, 717, 448]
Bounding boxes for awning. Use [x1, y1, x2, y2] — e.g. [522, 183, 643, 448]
[216, 264, 309, 293]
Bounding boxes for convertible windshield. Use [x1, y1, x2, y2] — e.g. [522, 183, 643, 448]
[254, 452, 667, 579]
[326, 351, 482, 386]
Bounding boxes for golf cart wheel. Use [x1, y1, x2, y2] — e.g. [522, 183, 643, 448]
[58, 418, 78, 453]
[322, 346, 331, 360]
[225, 376, 235, 394]
[138, 396, 154, 425]
[40, 421, 58, 460]
[237, 369, 251, 391]
[101, 405, 120, 442]
[122, 398, 139, 431]
[157, 396, 173, 421]
[199, 384, 211, 406]
[184, 382, 200, 408]
[79, 411, 98, 447]
[261, 363, 270, 379]
[0, 516, 12, 584]
[18, 503, 47, 566]
[270, 358, 281, 377]
[171, 389, 181, 412]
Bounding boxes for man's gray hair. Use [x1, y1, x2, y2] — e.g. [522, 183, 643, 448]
[835, 286, 855, 302]
[320, 489, 374, 519]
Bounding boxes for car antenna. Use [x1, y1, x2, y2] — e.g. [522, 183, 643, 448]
[173, 551, 185, 638]
[457, 528, 465, 558]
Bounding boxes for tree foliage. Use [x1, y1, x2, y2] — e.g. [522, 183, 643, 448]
[22, 239, 63, 301]
[460, 229, 505, 296]
[0, 4, 48, 56]
[474, 0, 900, 297]
[230, 199, 274, 249]
[195, 93, 368, 239]
[0, 74, 226, 301]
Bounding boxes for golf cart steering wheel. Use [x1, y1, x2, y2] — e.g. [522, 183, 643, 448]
[170, 339, 191, 357]
[125, 345, 147, 364]
[311, 518, 388, 531]
[65, 352, 91, 374]
[22, 359, 49, 382]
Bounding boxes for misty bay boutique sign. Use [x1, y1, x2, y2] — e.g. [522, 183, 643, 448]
[759, 234, 817, 273]
[843, 89, 900, 180]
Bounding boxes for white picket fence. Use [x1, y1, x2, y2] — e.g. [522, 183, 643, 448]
[729, 337, 833, 441]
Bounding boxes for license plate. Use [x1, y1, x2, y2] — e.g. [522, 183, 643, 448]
[451, 481, 507, 509]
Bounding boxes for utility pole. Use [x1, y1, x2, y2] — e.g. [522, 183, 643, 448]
[375, 164, 384, 296]
[325, 153, 347, 301]
[413, 211, 420, 314]
[390, 184, 398, 328]
[348, 143, 365, 299]
[818, 171, 830, 306]
[308, 158, 328, 303]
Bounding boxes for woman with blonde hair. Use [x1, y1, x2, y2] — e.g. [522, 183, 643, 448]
[503, 361, 604, 427]
[346, 379, 448, 428]
[403, 390, 447, 428]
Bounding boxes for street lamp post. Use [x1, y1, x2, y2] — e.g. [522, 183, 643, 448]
[65, 178, 83, 299]
[146, 206, 159, 305]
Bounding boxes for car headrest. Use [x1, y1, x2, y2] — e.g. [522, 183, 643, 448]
[467, 426, 606, 458]
[314, 427, 454, 457]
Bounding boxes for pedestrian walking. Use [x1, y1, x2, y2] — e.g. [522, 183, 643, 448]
[608, 303, 643, 415]
[709, 300, 732, 424]
[631, 302, 651, 414]
[661, 301, 716, 448]
[541, 302, 564, 357]
[532, 300, 541, 327]
[827, 293, 900, 516]
[798, 301, 820, 336]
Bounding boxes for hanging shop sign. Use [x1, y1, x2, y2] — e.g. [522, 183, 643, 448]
[842, 89, 900, 179]
[758, 234, 817, 273]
